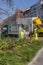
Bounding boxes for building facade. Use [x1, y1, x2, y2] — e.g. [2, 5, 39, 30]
[23, 0, 43, 22]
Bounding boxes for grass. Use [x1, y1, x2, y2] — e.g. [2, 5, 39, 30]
[0, 37, 43, 65]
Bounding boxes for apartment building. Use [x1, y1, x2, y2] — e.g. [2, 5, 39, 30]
[23, 0, 43, 22]
[22, 8, 30, 17]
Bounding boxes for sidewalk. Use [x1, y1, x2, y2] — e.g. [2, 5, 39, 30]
[28, 48, 43, 65]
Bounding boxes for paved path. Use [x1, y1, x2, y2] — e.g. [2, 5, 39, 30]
[28, 48, 43, 65]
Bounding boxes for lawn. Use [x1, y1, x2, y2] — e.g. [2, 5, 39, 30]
[0, 38, 43, 65]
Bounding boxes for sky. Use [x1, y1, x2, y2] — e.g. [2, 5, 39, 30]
[0, 0, 39, 22]
[14, 0, 39, 10]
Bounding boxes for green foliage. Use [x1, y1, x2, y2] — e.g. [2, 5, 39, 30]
[0, 38, 43, 65]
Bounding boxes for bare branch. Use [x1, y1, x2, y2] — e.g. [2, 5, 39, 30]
[0, 8, 9, 16]
[2, 0, 14, 7]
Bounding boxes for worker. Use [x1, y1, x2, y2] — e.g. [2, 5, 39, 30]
[29, 32, 33, 40]
[34, 26, 38, 40]
[19, 24, 25, 39]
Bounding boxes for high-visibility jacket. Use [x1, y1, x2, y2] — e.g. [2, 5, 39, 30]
[34, 27, 38, 40]
[34, 27, 38, 34]
[19, 26, 24, 39]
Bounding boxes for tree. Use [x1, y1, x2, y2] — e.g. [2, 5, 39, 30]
[0, 7, 10, 21]
[0, 0, 14, 21]
[1, 0, 15, 15]
[2, 0, 14, 7]
[15, 9, 24, 19]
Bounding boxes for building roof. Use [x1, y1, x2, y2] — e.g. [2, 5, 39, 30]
[22, 8, 30, 13]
